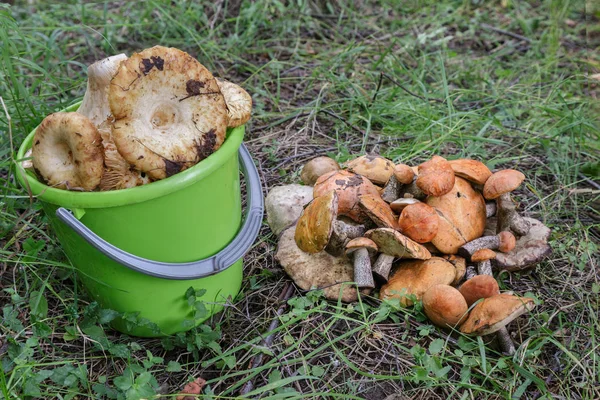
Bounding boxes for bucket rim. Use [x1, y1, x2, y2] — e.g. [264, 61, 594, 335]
[15, 102, 245, 209]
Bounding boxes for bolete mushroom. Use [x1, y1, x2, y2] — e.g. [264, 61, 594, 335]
[109, 45, 228, 180]
[416, 155, 455, 197]
[459, 275, 500, 307]
[215, 78, 252, 127]
[448, 159, 492, 185]
[441, 254, 467, 286]
[394, 163, 415, 185]
[397, 203, 439, 243]
[346, 155, 395, 186]
[345, 237, 378, 289]
[422, 284, 469, 328]
[300, 156, 340, 186]
[381, 163, 416, 203]
[494, 217, 552, 271]
[265, 184, 314, 236]
[460, 294, 535, 336]
[359, 194, 399, 230]
[458, 231, 516, 259]
[294, 191, 338, 253]
[390, 198, 421, 214]
[483, 169, 530, 235]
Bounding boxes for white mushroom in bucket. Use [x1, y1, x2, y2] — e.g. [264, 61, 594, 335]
[215, 78, 252, 128]
[109, 45, 228, 180]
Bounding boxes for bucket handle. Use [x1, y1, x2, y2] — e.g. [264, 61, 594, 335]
[56, 143, 264, 280]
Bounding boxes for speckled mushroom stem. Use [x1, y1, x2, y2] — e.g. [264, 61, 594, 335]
[466, 265, 516, 355]
[381, 175, 401, 203]
[350, 248, 375, 289]
[459, 235, 502, 258]
[372, 253, 395, 283]
[496, 193, 530, 236]
[325, 220, 366, 257]
[486, 202, 497, 218]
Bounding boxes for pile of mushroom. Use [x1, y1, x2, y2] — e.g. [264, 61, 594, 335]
[25, 45, 252, 191]
[267, 153, 552, 354]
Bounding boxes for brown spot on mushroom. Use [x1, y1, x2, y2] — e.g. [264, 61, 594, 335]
[164, 158, 184, 177]
[195, 128, 217, 160]
[186, 79, 207, 96]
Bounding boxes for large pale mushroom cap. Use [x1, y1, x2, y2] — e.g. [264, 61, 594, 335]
[422, 284, 469, 328]
[380, 257, 456, 306]
[215, 78, 252, 128]
[346, 155, 395, 186]
[483, 169, 525, 200]
[265, 184, 313, 236]
[398, 203, 439, 243]
[359, 194, 399, 230]
[109, 45, 228, 180]
[294, 190, 338, 253]
[417, 155, 455, 197]
[448, 159, 492, 185]
[32, 112, 104, 191]
[427, 177, 487, 254]
[300, 156, 340, 186]
[458, 275, 500, 307]
[365, 228, 431, 260]
[313, 170, 380, 222]
[460, 294, 535, 335]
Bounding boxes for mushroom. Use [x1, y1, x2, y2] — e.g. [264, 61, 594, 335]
[313, 170, 381, 222]
[441, 254, 467, 286]
[460, 294, 535, 336]
[472, 249, 497, 263]
[381, 175, 400, 203]
[109, 45, 228, 180]
[380, 257, 456, 306]
[345, 238, 378, 289]
[422, 284, 469, 328]
[390, 197, 421, 214]
[494, 217, 552, 271]
[459, 275, 500, 307]
[426, 177, 487, 254]
[394, 163, 415, 185]
[32, 112, 104, 191]
[276, 225, 360, 302]
[448, 159, 492, 185]
[397, 203, 439, 243]
[294, 191, 338, 253]
[381, 163, 416, 203]
[359, 194, 399, 230]
[346, 155, 395, 186]
[325, 217, 367, 257]
[416, 155, 455, 197]
[215, 78, 252, 127]
[300, 156, 340, 186]
[458, 231, 516, 259]
[77, 53, 128, 127]
[265, 184, 314, 236]
[486, 202, 497, 218]
[20, 149, 33, 171]
[483, 169, 530, 235]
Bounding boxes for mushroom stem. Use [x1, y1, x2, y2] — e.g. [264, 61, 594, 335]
[496, 193, 530, 236]
[486, 202, 497, 218]
[350, 248, 375, 289]
[372, 253, 395, 283]
[398, 178, 427, 200]
[459, 236, 501, 258]
[381, 175, 400, 203]
[325, 219, 366, 257]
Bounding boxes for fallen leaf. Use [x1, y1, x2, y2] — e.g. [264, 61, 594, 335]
[176, 377, 207, 400]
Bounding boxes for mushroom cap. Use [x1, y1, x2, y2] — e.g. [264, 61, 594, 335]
[442, 254, 467, 286]
[365, 228, 431, 260]
[109, 45, 228, 180]
[359, 194, 400, 230]
[427, 177, 487, 254]
[346, 155, 395, 185]
[416, 155, 456, 197]
[313, 170, 381, 222]
[390, 197, 421, 213]
[294, 190, 338, 253]
[398, 203, 439, 243]
[215, 78, 252, 127]
[31, 112, 104, 191]
[448, 159, 492, 185]
[498, 231, 517, 253]
[300, 156, 340, 186]
[422, 284, 469, 328]
[483, 169, 525, 200]
[276, 225, 359, 302]
[458, 275, 500, 307]
[380, 257, 456, 306]
[266, 184, 314, 236]
[345, 237, 378, 256]
[494, 218, 552, 271]
[471, 249, 497, 262]
[460, 294, 535, 335]
[393, 164, 415, 185]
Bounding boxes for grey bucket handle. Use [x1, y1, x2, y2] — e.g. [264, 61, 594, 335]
[56, 143, 264, 280]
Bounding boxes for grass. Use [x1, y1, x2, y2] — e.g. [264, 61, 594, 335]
[1, 0, 599, 398]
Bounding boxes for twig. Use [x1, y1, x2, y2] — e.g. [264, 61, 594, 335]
[239, 283, 295, 396]
[371, 72, 384, 105]
[381, 73, 445, 104]
[480, 23, 532, 43]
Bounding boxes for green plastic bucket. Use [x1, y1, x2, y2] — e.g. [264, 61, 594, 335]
[15, 103, 263, 337]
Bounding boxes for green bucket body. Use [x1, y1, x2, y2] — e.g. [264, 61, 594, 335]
[16, 104, 246, 337]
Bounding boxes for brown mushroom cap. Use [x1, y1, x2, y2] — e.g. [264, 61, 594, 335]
[390, 198, 421, 213]
[422, 284, 469, 328]
[427, 177, 487, 254]
[460, 294, 535, 335]
[416, 156, 456, 197]
[365, 228, 431, 260]
[498, 231, 517, 253]
[472, 249, 497, 262]
[448, 159, 492, 185]
[398, 203, 439, 243]
[393, 164, 415, 185]
[380, 257, 456, 306]
[313, 170, 381, 222]
[458, 275, 500, 307]
[345, 237, 378, 255]
[294, 191, 338, 253]
[346, 155, 395, 186]
[215, 78, 252, 128]
[300, 156, 340, 186]
[442, 254, 467, 286]
[359, 194, 399, 230]
[483, 169, 526, 200]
